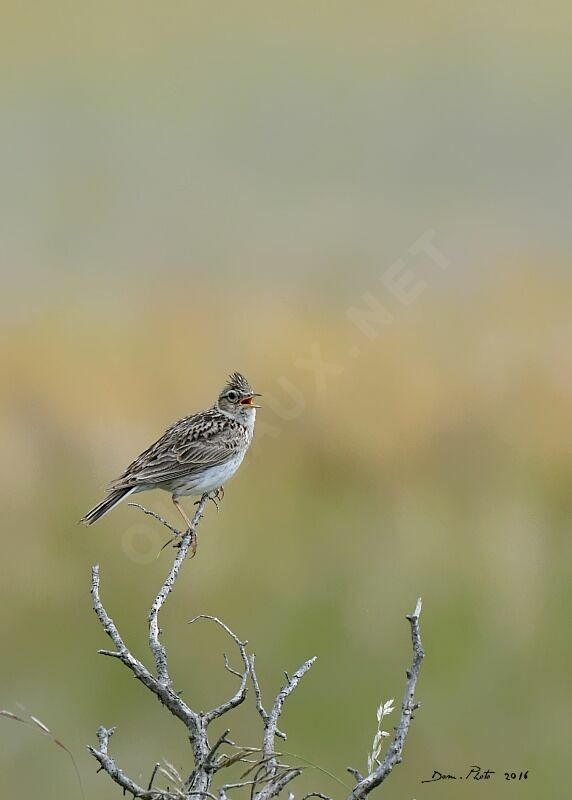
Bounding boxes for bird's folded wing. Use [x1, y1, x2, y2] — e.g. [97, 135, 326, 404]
[107, 418, 244, 489]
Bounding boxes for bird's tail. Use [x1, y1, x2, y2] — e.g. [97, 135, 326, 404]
[81, 487, 135, 525]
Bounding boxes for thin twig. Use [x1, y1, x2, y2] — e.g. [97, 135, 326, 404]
[187, 615, 250, 723]
[249, 655, 269, 724]
[97, 648, 123, 659]
[128, 503, 182, 537]
[205, 729, 232, 766]
[220, 779, 260, 790]
[247, 658, 316, 800]
[223, 653, 243, 679]
[249, 655, 286, 741]
[263, 658, 317, 762]
[148, 762, 161, 791]
[302, 793, 334, 800]
[346, 598, 424, 800]
[346, 767, 363, 783]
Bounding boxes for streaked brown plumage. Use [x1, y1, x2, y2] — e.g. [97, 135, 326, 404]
[82, 372, 260, 545]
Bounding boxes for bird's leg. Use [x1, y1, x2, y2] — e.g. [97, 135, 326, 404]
[214, 485, 225, 502]
[172, 497, 198, 557]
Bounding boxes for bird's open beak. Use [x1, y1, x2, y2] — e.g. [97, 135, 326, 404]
[240, 393, 262, 408]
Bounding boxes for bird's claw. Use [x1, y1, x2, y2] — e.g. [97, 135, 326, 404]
[189, 527, 198, 558]
[194, 487, 224, 512]
[159, 532, 182, 553]
[158, 526, 197, 556]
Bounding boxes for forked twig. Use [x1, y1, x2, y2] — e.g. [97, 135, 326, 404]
[88, 726, 166, 799]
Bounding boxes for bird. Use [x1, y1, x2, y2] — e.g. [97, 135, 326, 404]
[82, 372, 260, 553]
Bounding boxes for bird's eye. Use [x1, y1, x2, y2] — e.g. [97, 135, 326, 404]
[226, 390, 238, 403]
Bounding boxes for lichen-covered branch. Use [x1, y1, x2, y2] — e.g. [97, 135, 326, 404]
[88, 503, 425, 800]
[91, 563, 198, 733]
[90, 495, 211, 797]
[87, 726, 172, 799]
[260, 658, 317, 766]
[346, 598, 425, 800]
[148, 494, 210, 686]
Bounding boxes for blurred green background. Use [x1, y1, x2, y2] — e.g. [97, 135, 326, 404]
[1, 3, 571, 799]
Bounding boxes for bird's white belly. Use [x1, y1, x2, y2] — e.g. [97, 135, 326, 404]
[170, 451, 247, 497]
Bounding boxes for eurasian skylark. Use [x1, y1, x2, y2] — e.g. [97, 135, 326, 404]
[82, 372, 260, 551]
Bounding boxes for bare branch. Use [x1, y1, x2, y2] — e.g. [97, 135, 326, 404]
[128, 503, 182, 537]
[148, 763, 161, 791]
[187, 615, 250, 724]
[89, 494, 424, 800]
[97, 649, 123, 659]
[249, 655, 286, 741]
[244, 657, 316, 800]
[346, 598, 425, 800]
[149, 493, 210, 686]
[223, 653, 243, 679]
[302, 793, 334, 800]
[220, 779, 260, 791]
[91, 564, 199, 733]
[88, 726, 169, 799]
[249, 655, 269, 724]
[263, 658, 317, 762]
[205, 729, 232, 767]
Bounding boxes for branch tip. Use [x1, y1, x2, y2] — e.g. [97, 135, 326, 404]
[346, 597, 425, 800]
